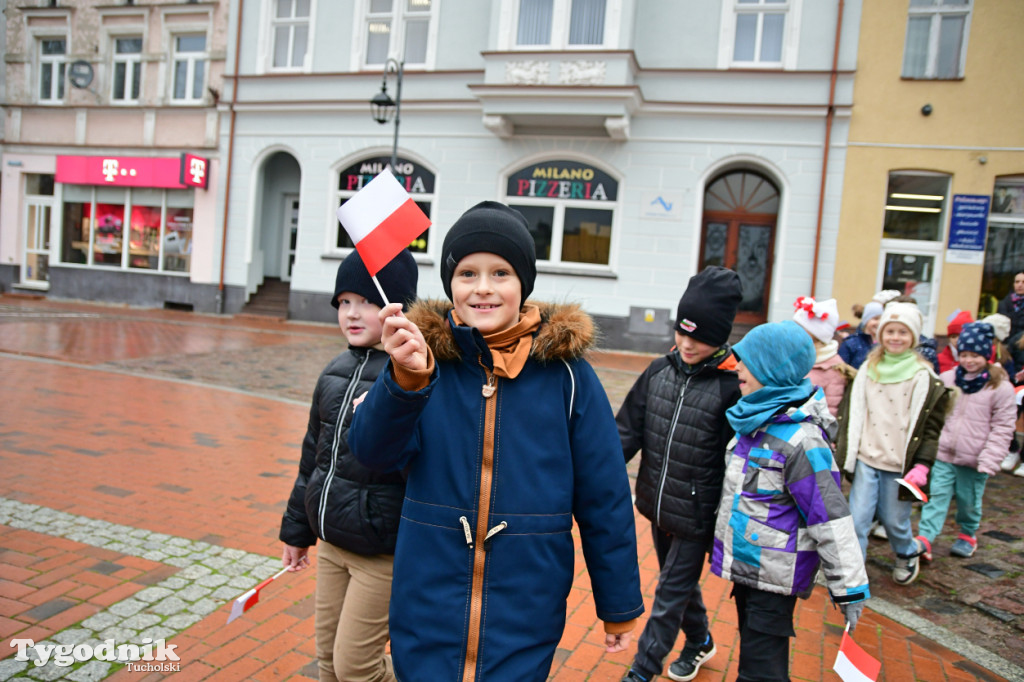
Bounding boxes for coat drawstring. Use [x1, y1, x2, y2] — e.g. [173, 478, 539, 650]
[459, 517, 508, 551]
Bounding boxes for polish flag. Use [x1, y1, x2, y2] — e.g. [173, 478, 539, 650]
[226, 566, 290, 624]
[336, 168, 431, 276]
[833, 627, 880, 682]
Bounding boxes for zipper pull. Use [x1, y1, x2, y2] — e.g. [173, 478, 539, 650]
[459, 516, 474, 548]
[482, 373, 496, 398]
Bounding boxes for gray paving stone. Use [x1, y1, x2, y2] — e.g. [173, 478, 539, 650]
[201, 556, 232, 570]
[107, 599, 146, 618]
[81, 612, 121, 632]
[149, 596, 188, 616]
[134, 587, 174, 604]
[140, 550, 168, 562]
[147, 533, 170, 543]
[221, 548, 246, 560]
[119, 613, 162, 630]
[187, 598, 220, 617]
[210, 586, 240, 600]
[195, 574, 229, 588]
[160, 577, 188, 590]
[24, 664, 67, 681]
[163, 556, 193, 568]
[0, 658, 29, 678]
[137, 626, 176, 642]
[228, 576, 255, 588]
[66, 660, 113, 682]
[52, 629, 93, 646]
[178, 584, 212, 602]
[128, 528, 151, 538]
[178, 565, 212, 580]
[97, 626, 139, 642]
[220, 563, 252, 577]
[163, 613, 203, 630]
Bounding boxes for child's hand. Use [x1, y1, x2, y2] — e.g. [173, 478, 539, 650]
[353, 391, 368, 410]
[281, 544, 310, 572]
[379, 303, 428, 371]
[903, 463, 929, 488]
[604, 630, 632, 653]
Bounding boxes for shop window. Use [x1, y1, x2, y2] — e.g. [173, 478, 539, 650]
[111, 37, 143, 103]
[516, 0, 607, 48]
[902, 0, 971, 80]
[335, 156, 434, 254]
[731, 0, 788, 65]
[58, 185, 193, 273]
[504, 159, 618, 267]
[980, 178, 1024, 316]
[363, 0, 434, 67]
[171, 34, 207, 103]
[271, 0, 310, 69]
[39, 38, 67, 103]
[882, 171, 950, 242]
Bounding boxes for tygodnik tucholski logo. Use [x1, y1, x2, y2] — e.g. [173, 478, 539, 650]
[9, 637, 181, 672]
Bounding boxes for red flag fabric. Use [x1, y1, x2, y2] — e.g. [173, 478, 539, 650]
[833, 629, 881, 682]
[226, 566, 290, 624]
[336, 168, 431, 276]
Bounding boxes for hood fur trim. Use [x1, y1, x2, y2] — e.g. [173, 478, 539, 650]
[407, 299, 597, 363]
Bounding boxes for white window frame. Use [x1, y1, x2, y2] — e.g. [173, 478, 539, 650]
[498, 0, 621, 51]
[110, 35, 144, 104]
[37, 36, 68, 104]
[900, 0, 972, 80]
[169, 33, 209, 104]
[351, 0, 439, 69]
[266, 0, 314, 72]
[718, 0, 802, 70]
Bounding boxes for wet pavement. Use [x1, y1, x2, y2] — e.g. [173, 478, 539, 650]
[0, 293, 1022, 681]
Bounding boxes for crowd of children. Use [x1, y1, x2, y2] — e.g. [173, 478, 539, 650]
[276, 198, 1020, 681]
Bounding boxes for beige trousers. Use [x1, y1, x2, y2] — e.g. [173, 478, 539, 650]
[315, 541, 396, 682]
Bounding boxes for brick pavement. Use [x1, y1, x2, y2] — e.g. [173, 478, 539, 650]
[1, 294, 1022, 681]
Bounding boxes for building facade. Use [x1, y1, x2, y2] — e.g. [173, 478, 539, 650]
[0, 0, 229, 310]
[833, 0, 1024, 337]
[219, 0, 861, 350]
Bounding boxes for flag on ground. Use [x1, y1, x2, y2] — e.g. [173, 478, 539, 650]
[226, 566, 290, 624]
[336, 168, 431, 276]
[833, 626, 881, 682]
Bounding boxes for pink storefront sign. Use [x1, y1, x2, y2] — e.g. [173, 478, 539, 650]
[56, 155, 208, 189]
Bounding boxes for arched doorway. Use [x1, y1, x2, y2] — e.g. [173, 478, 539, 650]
[699, 170, 779, 324]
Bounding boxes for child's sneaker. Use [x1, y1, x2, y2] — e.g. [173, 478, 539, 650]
[892, 555, 919, 585]
[1001, 450, 1021, 472]
[870, 523, 888, 540]
[667, 634, 716, 682]
[950, 534, 977, 558]
[1014, 462, 1024, 478]
[915, 535, 933, 562]
[620, 670, 649, 682]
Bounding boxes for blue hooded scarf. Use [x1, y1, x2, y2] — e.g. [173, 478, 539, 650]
[727, 320, 817, 436]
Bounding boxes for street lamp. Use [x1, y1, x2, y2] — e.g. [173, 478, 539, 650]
[369, 57, 404, 172]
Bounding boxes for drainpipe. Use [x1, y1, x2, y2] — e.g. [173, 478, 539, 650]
[216, 0, 244, 314]
[811, 0, 844, 298]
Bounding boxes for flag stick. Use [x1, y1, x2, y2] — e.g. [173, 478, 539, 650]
[372, 275, 392, 307]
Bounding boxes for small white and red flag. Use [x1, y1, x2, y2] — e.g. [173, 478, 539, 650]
[226, 566, 290, 624]
[336, 167, 431, 284]
[833, 625, 881, 682]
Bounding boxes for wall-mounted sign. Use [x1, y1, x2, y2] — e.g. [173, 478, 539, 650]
[180, 153, 209, 189]
[68, 60, 94, 89]
[641, 191, 683, 220]
[339, 157, 435, 194]
[56, 155, 200, 189]
[506, 160, 617, 202]
[946, 194, 990, 265]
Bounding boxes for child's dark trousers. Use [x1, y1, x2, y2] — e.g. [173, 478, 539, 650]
[732, 583, 797, 682]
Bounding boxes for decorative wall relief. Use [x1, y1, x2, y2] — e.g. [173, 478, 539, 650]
[559, 61, 606, 85]
[506, 61, 550, 85]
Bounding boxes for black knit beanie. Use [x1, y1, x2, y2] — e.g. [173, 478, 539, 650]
[674, 266, 743, 347]
[440, 201, 537, 302]
[332, 248, 418, 311]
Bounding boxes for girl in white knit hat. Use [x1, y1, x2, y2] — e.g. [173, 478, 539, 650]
[792, 296, 856, 417]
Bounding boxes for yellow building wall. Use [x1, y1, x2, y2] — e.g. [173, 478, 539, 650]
[833, 0, 1024, 335]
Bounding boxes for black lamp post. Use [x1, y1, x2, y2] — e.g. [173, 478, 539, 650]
[369, 57, 404, 172]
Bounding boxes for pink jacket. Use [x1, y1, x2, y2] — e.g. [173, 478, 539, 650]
[807, 354, 850, 417]
[937, 369, 1017, 475]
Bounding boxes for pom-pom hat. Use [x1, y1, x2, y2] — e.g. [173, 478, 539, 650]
[792, 296, 840, 343]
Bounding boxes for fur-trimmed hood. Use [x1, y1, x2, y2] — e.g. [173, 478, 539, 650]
[407, 299, 597, 363]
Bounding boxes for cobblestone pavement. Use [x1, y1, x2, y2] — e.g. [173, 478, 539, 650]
[1, 294, 1022, 681]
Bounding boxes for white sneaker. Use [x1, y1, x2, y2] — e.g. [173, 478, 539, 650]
[871, 523, 888, 540]
[1001, 451, 1021, 472]
[1014, 462, 1024, 478]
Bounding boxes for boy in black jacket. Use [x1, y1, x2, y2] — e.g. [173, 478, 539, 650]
[279, 249, 416, 682]
[619, 266, 742, 682]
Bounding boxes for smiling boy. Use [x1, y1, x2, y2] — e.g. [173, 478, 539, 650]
[349, 201, 644, 682]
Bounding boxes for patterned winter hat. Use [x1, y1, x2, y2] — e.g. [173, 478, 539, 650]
[792, 296, 840, 343]
[957, 322, 994, 358]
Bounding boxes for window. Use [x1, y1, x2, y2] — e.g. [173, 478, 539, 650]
[901, 0, 971, 79]
[60, 186, 193, 273]
[980, 178, 1024, 316]
[38, 38, 67, 103]
[504, 160, 618, 267]
[171, 34, 207, 103]
[731, 0, 788, 65]
[515, 0, 606, 48]
[111, 37, 143, 103]
[882, 171, 950, 242]
[335, 156, 434, 254]
[364, 0, 434, 67]
[271, 0, 310, 69]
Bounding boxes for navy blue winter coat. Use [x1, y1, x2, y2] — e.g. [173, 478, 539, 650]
[350, 301, 644, 682]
